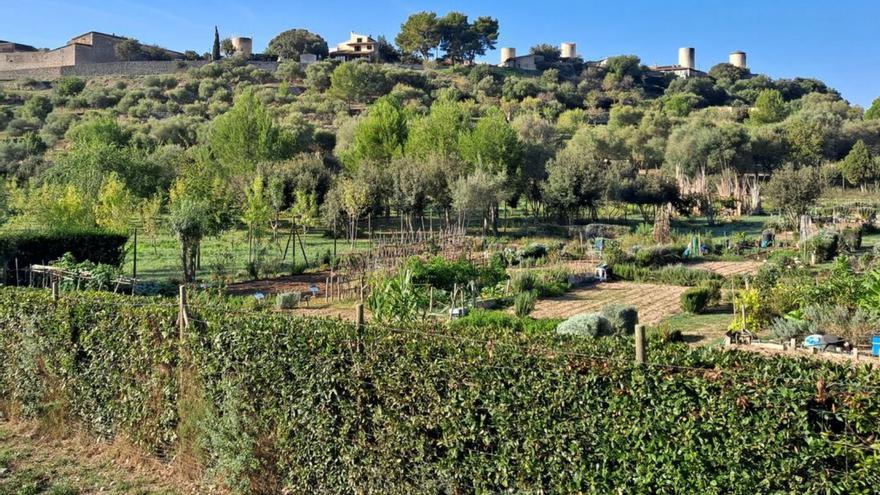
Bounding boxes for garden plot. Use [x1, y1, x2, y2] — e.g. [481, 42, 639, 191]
[531, 282, 688, 325]
[689, 260, 763, 277]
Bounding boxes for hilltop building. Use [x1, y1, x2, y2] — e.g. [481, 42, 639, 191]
[329, 32, 376, 61]
[498, 42, 579, 71]
[0, 31, 183, 72]
[649, 47, 748, 78]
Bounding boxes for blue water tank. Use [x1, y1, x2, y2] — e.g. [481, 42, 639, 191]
[872, 336, 880, 357]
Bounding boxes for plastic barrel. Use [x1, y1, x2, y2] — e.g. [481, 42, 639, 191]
[872, 336, 880, 357]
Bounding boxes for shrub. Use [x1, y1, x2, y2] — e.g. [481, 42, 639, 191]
[633, 245, 685, 267]
[681, 287, 712, 314]
[518, 243, 548, 261]
[769, 317, 810, 341]
[579, 223, 631, 240]
[276, 292, 301, 310]
[0, 229, 128, 284]
[54, 76, 86, 96]
[807, 231, 838, 262]
[840, 227, 863, 252]
[510, 270, 537, 294]
[613, 263, 722, 287]
[3, 290, 880, 492]
[513, 290, 538, 318]
[600, 304, 639, 335]
[556, 313, 613, 338]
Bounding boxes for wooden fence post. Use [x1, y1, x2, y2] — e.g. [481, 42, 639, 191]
[356, 303, 365, 330]
[325, 277, 330, 303]
[635, 324, 646, 365]
[178, 285, 188, 338]
[51, 281, 59, 302]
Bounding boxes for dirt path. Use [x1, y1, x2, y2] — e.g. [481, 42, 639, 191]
[689, 260, 763, 277]
[226, 271, 330, 297]
[0, 420, 214, 494]
[531, 282, 689, 325]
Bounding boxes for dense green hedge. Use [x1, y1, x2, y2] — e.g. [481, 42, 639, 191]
[0, 229, 128, 283]
[1, 288, 879, 493]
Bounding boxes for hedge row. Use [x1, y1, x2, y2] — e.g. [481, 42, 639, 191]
[1, 288, 879, 493]
[0, 229, 128, 283]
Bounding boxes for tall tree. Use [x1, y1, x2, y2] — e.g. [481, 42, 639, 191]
[208, 90, 295, 178]
[329, 61, 388, 109]
[866, 97, 880, 121]
[212, 26, 221, 61]
[341, 96, 408, 170]
[220, 37, 236, 57]
[266, 29, 329, 61]
[749, 89, 787, 124]
[395, 11, 440, 61]
[438, 12, 469, 64]
[764, 164, 823, 227]
[464, 16, 499, 63]
[841, 140, 876, 190]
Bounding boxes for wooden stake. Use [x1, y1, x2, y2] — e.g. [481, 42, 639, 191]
[356, 303, 365, 330]
[51, 281, 59, 302]
[635, 324, 646, 365]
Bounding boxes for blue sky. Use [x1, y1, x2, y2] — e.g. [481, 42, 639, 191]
[6, 0, 879, 106]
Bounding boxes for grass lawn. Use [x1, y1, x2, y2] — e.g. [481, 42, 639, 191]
[124, 228, 370, 282]
[0, 421, 190, 494]
[658, 308, 733, 346]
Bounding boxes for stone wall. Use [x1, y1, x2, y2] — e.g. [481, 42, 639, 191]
[0, 60, 278, 80]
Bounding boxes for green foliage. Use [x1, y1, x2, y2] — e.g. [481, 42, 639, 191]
[599, 304, 638, 335]
[208, 90, 297, 177]
[681, 287, 712, 314]
[54, 77, 86, 97]
[2, 290, 880, 492]
[769, 317, 810, 341]
[807, 230, 839, 262]
[368, 270, 428, 324]
[50, 252, 120, 291]
[749, 89, 787, 124]
[0, 229, 127, 283]
[396, 11, 441, 60]
[556, 313, 612, 338]
[341, 96, 407, 169]
[764, 164, 823, 226]
[21, 95, 52, 121]
[406, 255, 505, 291]
[513, 290, 537, 318]
[266, 28, 329, 60]
[864, 97, 880, 120]
[449, 309, 560, 334]
[275, 291, 301, 310]
[613, 263, 722, 287]
[840, 139, 877, 187]
[329, 61, 388, 107]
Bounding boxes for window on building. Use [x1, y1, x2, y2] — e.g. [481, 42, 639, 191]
[356, 38, 362, 43]
[367, 45, 372, 50]
[355, 46, 361, 52]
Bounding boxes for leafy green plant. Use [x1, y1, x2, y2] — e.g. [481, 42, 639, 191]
[513, 290, 537, 318]
[556, 313, 612, 337]
[613, 263, 722, 287]
[275, 292, 301, 310]
[769, 317, 809, 341]
[368, 270, 428, 324]
[681, 287, 712, 314]
[599, 304, 638, 335]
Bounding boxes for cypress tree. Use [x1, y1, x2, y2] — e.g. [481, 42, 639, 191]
[213, 26, 221, 61]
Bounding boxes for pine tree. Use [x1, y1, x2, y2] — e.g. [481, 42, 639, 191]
[212, 26, 221, 61]
[841, 140, 875, 191]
